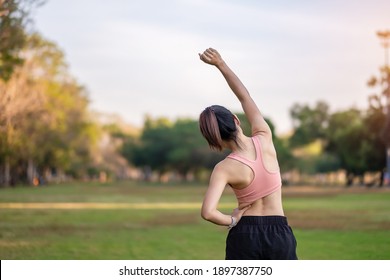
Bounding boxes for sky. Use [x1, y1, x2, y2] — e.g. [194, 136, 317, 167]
[33, 0, 390, 135]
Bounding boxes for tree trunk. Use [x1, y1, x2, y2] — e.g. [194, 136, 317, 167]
[346, 171, 354, 187]
[4, 157, 10, 186]
[379, 169, 384, 187]
[27, 158, 35, 185]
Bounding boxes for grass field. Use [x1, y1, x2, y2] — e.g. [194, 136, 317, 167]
[0, 181, 389, 260]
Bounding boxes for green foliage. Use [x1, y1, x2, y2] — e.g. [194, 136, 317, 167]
[0, 0, 25, 80]
[326, 109, 366, 174]
[314, 153, 341, 173]
[121, 113, 294, 180]
[121, 116, 225, 179]
[289, 98, 386, 183]
[137, 116, 175, 172]
[167, 119, 206, 174]
[363, 102, 387, 172]
[0, 0, 44, 81]
[290, 101, 329, 147]
[0, 33, 99, 184]
[325, 106, 386, 181]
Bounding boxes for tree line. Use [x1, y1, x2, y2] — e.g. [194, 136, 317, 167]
[120, 113, 292, 182]
[119, 96, 387, 186]
[1, 0, 388, 187]
[1, 1, 101, 185]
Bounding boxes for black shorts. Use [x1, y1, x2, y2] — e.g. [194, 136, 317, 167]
[225, 216, 298, 260]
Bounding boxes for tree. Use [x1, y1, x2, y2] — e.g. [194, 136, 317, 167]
[362, 94, 387, 185]
[167, 119, 204, 176]
[0, 32, 47, 185]
[121, 112, 293, 182]
[289, 101, 329, 147]
[124, 116, 175, 179]
[367, 63, 390, 185]
[122, 116, 228, 181]
[325, 109, 368, 186]
[0, 0, 45, 81]
[0, 33, 99, 185]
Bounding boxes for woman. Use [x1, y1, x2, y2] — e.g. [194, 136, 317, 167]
[198, 48, 297, 260]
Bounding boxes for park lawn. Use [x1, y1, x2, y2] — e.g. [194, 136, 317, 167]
[0, 182, 389, 259]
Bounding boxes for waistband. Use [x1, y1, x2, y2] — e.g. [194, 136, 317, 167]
[238, 216, 288, 225]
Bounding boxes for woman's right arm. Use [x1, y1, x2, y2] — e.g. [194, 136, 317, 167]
[199, 48, 271, 137]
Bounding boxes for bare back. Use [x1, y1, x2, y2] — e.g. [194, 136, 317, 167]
[223, 135, 284, 216]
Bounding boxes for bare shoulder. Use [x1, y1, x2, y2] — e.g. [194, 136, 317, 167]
[214, 158, 234, 173]
[212, 158, 238, 179]
[208, 160, 234, 188]
[210, 160, 230, 178]
[219, 156, 254, 188]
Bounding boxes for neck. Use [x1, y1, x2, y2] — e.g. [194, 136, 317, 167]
[226, 133, 251, 152]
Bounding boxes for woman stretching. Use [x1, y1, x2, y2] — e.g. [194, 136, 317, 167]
[198, 48, 297, 260]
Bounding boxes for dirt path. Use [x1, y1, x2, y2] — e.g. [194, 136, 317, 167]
[1, 186, 388, 209]
[0, 202, 236, 210]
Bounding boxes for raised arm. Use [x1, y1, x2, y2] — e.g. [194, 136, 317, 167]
[199, 48, 271, 137]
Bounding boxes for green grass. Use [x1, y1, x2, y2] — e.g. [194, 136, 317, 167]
[0, 181, 389, 259]
[295, 230, 389, 259]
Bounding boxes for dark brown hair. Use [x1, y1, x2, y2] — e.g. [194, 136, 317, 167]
[199, 105, 239, 151]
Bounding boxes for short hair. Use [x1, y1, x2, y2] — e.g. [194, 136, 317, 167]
[199, 105, 239, 151]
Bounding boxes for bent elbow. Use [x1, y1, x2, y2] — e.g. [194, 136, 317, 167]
[201, 209, 213, 221]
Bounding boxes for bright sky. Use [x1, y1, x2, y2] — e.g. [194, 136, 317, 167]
[34, 0, 390, 135]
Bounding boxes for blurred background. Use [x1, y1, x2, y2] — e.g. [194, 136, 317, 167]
[1, 0, 389, 187]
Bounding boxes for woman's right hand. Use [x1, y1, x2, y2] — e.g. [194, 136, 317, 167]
[199, 48, 224, 67]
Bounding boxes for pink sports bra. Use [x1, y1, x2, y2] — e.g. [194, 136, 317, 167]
[227, 136, 282, 204]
